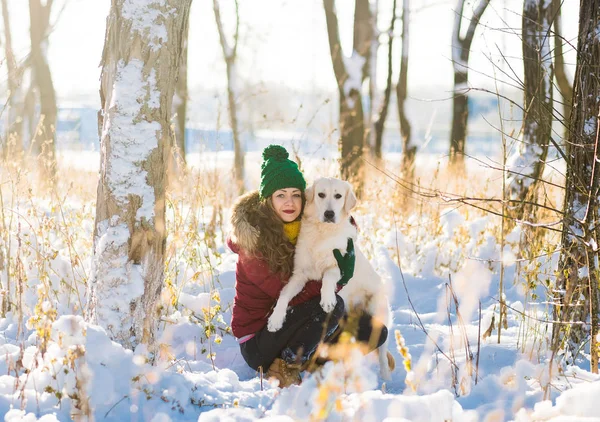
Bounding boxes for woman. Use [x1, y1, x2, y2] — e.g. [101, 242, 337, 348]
[228, 145, 387, 387]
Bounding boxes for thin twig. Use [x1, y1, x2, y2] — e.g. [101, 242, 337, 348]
[393, 214, 459, 370]
[476, 301, 481, 384]
[489, 296, 592, 326]
[104, 395, 129, 419]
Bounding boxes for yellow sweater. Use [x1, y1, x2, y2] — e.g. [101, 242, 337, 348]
[283, 221, 301, 245]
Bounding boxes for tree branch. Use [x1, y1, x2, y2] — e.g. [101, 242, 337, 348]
[463, 0, 490, 55]
[323, 0, 348, 93]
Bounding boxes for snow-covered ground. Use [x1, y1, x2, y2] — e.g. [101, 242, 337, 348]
[0, 151, 598, 422]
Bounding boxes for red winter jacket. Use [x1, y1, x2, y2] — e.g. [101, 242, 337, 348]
[228, 238, 322, 338]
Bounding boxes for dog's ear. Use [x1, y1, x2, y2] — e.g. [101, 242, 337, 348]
[305, 183, 315, 203]
[344, 181, 357, 213]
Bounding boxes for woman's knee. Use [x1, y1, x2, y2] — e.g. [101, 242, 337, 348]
[240, 336, 273, 371]
[240, 342, 261, 370]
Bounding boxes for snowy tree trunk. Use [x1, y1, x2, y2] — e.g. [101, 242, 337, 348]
[449, 0, 490, 171]
[88, 0, 192, 349]
[1, 0, 24, 159]
[553, 0, 573, 142]
[354, 0, 373, 84]
[324, 0, 367, 185]
[552, 0, 600, 372]
[172, 15, 190, 168]
[450, 71, 468, 167]
[397, 0, 414, 175]
[353, 0, 373, 151]
[373, 0, 396, 159]
[214, 0, 244, 194]
[506, 0, 554, 220]
[367, 0, 379, 152]
[338, 93, 366, 183]
[29, 0, 57, 180]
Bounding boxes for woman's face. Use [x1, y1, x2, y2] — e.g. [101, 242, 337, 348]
[271, 188, 303, 222]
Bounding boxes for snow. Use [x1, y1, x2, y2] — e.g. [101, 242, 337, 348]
[2, 152, 600, 421]
[90, 220, 145, 338]
[516, 381, 600, 420]
[453, 260, 492, 321]
[5, 410, 59, 421]
[453, 79, 468, 95]
[584, 117, 596, 136]
[122, 0, 170, 52]
[506, 138, 544, 199]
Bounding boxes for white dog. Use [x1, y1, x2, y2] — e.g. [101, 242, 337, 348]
[267, 177, 394, 380]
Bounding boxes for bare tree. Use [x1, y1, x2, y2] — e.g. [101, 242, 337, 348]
[553, 0, 573, 141]
[353, 0, 374, 151]
[214, 0, 244, 194]
[354, 0, 374, 88]
[367, 0, 379, 152]
[373, 0, 396, 159]
[1, 0, 24, 158]
[87, 0, 192, 349]
[449, 0, 490, 170]
[506, 0, 555, 220]
[172, 14, 190, 168]
[552, 0, 600, 373]
[29, 0, 58, 180]
[323, 0, 371, 184]
[373, 0, 413, 172]
[397, 0, 414, 175]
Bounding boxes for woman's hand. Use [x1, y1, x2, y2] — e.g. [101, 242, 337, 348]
[333, 238, 355, 287]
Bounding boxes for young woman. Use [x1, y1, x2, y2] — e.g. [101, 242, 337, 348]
[228, 145, 387, 387]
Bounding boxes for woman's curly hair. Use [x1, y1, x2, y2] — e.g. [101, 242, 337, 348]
[252, 193, 305, 279]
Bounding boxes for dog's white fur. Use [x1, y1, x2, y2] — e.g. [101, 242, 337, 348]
[267, 177, 393, 380]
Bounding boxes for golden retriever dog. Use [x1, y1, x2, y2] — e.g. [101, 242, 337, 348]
[267, 177, 394, 380]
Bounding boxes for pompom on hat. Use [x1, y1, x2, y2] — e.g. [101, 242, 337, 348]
[259, 145, 306, 199]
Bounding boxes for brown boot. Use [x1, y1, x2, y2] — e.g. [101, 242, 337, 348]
[266, 358, 302, 388]
[301, 343, 331, 373]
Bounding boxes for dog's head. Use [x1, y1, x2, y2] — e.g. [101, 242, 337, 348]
[304, 177, 357, 224]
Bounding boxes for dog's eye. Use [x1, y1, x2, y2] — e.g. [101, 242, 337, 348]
[318, 193, 326, 198]
[334, 193, 342, 199]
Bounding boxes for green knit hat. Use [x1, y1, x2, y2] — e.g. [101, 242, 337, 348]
[259, 145, 306, 199]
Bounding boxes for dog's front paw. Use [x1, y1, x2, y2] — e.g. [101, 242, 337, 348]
[320, 292, 337, 313]
[268, 308, 286, 332]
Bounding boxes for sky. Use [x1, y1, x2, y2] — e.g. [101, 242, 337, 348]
[0, 0, 580, 106]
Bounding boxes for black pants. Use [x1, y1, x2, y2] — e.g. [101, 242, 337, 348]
[240, 295, 345, 371]
[240, 295, 388, 371]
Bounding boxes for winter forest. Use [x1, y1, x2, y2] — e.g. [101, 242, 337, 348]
[0, 0, 599, 420]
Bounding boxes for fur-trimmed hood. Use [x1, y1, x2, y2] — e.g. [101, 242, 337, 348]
[229, 189, 297, 277]
[229, 190, 263, 254]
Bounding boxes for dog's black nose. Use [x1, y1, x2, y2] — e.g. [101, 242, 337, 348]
[324, 210, 335, 221]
